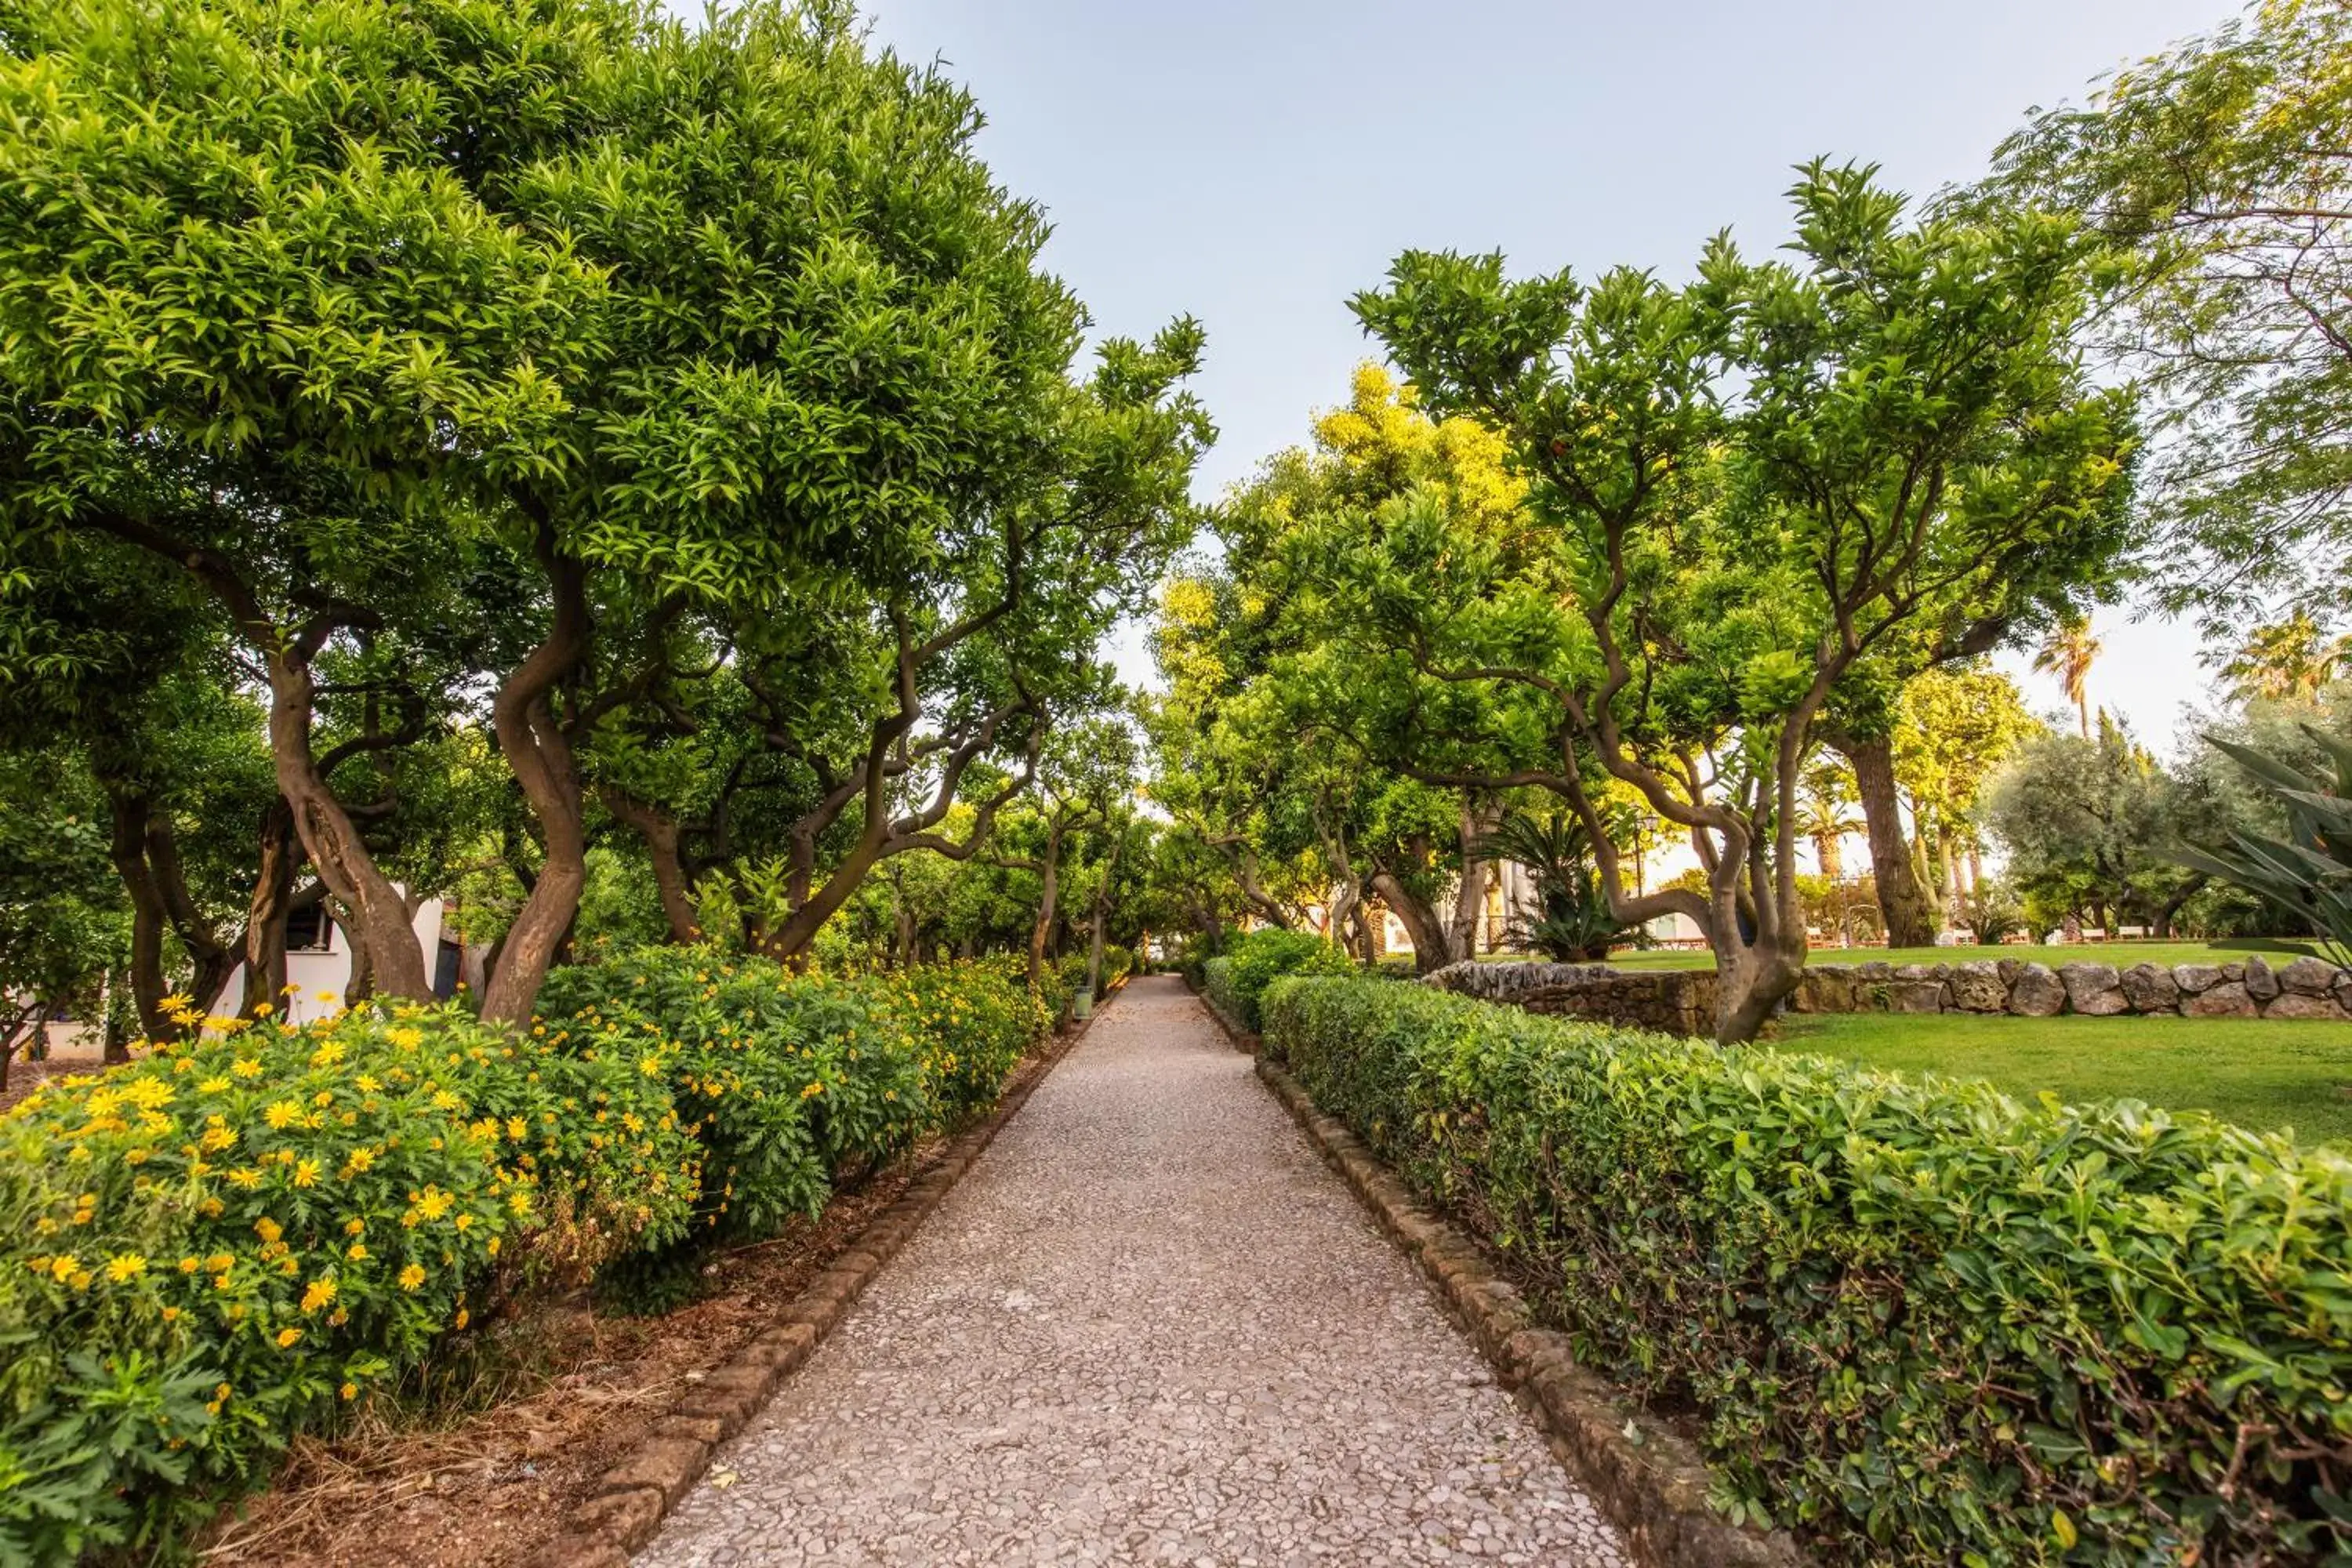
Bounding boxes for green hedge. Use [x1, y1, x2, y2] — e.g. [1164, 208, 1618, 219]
[1261, 975, 2352, 1566]
[1202, 930, 1353, 1030]
[0, 949, 1054, 1562]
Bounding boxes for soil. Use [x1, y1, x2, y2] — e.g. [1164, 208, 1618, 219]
[0, 1051, 111, 1116]
[198, 1044, 1064, 1568]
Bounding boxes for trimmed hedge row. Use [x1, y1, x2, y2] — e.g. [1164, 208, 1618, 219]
[0, 949, 1055, 1562]
[1260, 975, 2352, 1566]
[1200, 930, 1353, 1029]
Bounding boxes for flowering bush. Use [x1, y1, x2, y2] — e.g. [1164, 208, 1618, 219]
[0, 1001, 695, 1563]
[0, 948, 1059, 1560]
[536, 949, 929, 1239]
[894, 958, 1049, 1127]
[535, 947, 1056, 1237]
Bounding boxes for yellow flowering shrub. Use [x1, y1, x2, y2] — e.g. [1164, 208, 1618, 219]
[893, 958, 1047, 1127]
[0, 1004, 695, 1561]
[538, 946, 932, 1238]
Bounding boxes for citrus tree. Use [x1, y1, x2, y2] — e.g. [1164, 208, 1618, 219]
[1338, 165, 2134, 1038]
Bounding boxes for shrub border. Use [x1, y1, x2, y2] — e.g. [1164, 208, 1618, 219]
[1187, 975, 1805, 1568]
[524, 1003, 1104, 1568]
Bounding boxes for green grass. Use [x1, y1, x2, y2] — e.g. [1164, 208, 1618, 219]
[1766, 1011, 2352, 1146]
[1595, 938, 2320, 971]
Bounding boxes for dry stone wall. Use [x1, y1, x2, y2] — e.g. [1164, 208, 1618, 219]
[1422, 953, 2352, 1026]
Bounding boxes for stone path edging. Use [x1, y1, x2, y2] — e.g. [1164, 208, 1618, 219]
[524, 1007, 1103, 1568]
[1238, 1030, 1808, 1568]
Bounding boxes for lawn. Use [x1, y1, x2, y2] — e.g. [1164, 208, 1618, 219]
[1766, 1011, 2352, 1146]
[1595, 938, 2321, 971]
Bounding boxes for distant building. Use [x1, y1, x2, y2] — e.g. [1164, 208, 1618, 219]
[206, 895, 464, 1024]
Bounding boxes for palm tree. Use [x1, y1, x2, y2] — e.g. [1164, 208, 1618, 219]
[2220, 611, 2346, 702]
[1797, 763, 1862, 880]
[2034, 613, 2102, 739]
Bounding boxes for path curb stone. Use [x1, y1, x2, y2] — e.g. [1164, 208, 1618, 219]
[523, 1004, 1105, 1568]
[1214, 982, 1806, 1568]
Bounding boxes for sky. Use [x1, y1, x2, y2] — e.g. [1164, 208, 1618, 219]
[675, 0, 2245, 753]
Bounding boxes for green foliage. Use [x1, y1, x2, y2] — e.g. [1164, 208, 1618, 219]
[1200, 956, 1242, 1025]
[2177, 725, 2352, 964]
[1987, 719, 2198, 933]
[1263, 975, 2352, 1565]
[0, 1004, 692, 1562]
[1208, 929, 1353, 1030]
[1991, 0, 2352, 627]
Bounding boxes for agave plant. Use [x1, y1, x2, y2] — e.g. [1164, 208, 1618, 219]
[2174, 724, 2352, 966]
[1473, 809, 1631, 961]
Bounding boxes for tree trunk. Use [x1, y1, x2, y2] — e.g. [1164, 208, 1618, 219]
[1448, 795, 1500, 964]
[1028, 821, 1064, 989]
[241, 797, 299, 1018]
[480, 547, 591, 1024]
[1369, 870, 1451, 976]
[106, 788, 175, 1046]
[603, 789, 698, 944]
[1838, 734, 1934, 949]
[267, 648, 430, 1002]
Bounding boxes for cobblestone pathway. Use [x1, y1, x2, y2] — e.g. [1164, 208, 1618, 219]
[637, 975, 1628, 1567]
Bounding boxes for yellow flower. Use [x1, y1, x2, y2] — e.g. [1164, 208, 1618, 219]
[198, 1076, 231, 1094]
[162, 1306, 182, 1323]
[178, 1256, 201, 1274]
[453, 1214, 474, 1232]
[300, 1278, 336, 1312]
[397, 1265, 426, 1291]
[414, 1187, 452, 1222]
[485, 1237, 500, 1259]
[343, 1218, 366, 1236]
[230, 1057, 263, 1080]
[103, 1254, 147, 1283]
[292, 1159, 320, 1189]
[347, 1148, 376, 1174]
[506, 1117, 528, 1141]
[347, 1243, 368, 1261]
[313, 989, 338, 1004]
[263, 1100, 299, 1130]
[253, 1217, 283, 1244]
[48, 1255, 78, 1282]
[356, 1074, 381, 1094]
[800, 1081, 822, 1098]
[339, 1381, 358, 1400]
[453, 1308, 470, 1330]
[275, 1327, 302, 1348]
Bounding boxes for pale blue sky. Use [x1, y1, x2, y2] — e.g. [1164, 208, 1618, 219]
[678, 0, 2245, 747]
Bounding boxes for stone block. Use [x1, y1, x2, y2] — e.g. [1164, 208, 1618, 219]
[2118, 962, 2180, 1014]
[2056, 961, 2127, 1015]
[2263, 991, 2350, 1021]
[2242, 953, 2281, 1001]
[2278, 956, 2339, 995]
[1947, 960, 2007, 1012]
[2007, 963, 2067, 1015]
[1886, 978, 1947, 1014]
[2183, 981, 2257, 1018]
[1854, 961, 1893, 982]
[2172, 963, 2223, 995]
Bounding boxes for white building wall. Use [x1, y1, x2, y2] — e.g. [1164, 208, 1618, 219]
[208, 898, 452, 1025]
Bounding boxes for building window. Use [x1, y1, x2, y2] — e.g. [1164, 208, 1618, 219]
[285, 904, 332, 953]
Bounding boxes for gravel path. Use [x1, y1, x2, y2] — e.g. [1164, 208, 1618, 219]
[636, 975, 1628, 1567]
